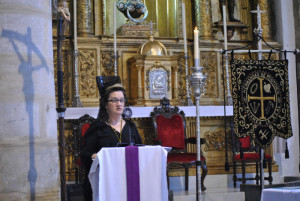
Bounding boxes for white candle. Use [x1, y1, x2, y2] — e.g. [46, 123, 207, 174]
[194, 27, 199, 67]
[222, 4, 228, 50]
[74, 0, 77, 50]
[182, 3, 187, 55]
[113, 1, 117, 54]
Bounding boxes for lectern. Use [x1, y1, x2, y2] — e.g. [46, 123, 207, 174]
[89, 145, 168, 201]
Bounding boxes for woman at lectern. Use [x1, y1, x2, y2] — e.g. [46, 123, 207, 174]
[81, 77, 142, 201]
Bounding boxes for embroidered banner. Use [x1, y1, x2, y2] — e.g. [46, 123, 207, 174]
[231, 60, 293, 149]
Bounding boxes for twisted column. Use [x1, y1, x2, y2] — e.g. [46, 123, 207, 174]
[258, 0, 272, 41]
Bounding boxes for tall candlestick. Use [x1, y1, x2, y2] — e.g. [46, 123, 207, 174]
[182, 2, 187, 55]
[182, 2, 193, 106]
[113, 1, 117, 54]
[222, 4, 227, 50]
[222, 4, 232, 105]
[194, 27, 199, 67]
[74, 0, 77, 50]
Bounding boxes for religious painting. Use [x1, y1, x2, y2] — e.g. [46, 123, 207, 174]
[231, 60, 292, 149]
[145, 62, 171, 100]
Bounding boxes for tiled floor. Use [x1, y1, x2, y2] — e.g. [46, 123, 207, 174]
[170, 175, 244, 201]
[172, 187, 244, 201]
[66, 172, 282, 201]
[169, 172, 282, 201]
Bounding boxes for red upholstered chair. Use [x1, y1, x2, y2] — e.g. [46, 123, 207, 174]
[232, 135, 273, 187]
[150, 98, 207, 191]
[73, 114, 95, 183]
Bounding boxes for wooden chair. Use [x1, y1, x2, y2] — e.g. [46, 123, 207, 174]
[232, 135, 273, 187]
[150, 97, 207, 191]
[73, 114, 95, 184]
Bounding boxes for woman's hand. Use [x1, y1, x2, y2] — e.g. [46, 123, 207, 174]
[91, 153, 97, 159]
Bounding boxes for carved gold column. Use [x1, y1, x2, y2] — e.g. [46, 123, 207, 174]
[198, 0, 213, 40]
[77, 0, 94, 36]
[258, 0, 272, 41]
[172, 65, 179, 101]
[94, 0, 102, 35]
[136, 64, 143, 101]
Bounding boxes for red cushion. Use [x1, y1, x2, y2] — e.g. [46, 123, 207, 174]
[75, 158, 82, 166]
[156, 114, 185, 149]
[234, 153, 272, 160]
[239, 136, 251, 149]
[81, 123, 91, 136]
[167, 153, 205, 163]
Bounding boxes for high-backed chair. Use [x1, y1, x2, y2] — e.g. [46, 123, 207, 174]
[73, 114, 95, 183]
[232, 134, 273, 187]
[150, 97, 207, 191]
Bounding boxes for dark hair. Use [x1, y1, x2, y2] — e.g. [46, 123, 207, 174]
[97, 85, 127, 122]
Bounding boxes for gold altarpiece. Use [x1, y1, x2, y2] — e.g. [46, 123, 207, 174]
[128, 55, 182, 106]
[53, 0, 279, 181]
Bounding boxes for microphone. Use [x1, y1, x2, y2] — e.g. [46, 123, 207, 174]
[123, 107, 133, 145]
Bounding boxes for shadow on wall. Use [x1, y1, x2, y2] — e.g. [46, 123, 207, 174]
[1, 27, 49, 201]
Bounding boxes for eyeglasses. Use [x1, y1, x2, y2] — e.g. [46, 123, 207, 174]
[108, 98, 125, 104]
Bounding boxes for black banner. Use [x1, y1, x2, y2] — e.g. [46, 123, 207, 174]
[231, 60, 293, 149]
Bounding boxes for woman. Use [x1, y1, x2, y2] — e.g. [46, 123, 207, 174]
[81, 83, 142, 201]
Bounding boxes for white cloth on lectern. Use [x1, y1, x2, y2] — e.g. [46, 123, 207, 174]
[139, 146, 168, 201]
[88, 145, 168, 201]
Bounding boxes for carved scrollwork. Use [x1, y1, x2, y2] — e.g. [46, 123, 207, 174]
[177, 55, 187, 98]
[65, 129, 75, 181]
[201, 52, 218, 97]
[203, 131, 226, 151]
[101, 52, 115, 76]
[79, 50, 97, 98]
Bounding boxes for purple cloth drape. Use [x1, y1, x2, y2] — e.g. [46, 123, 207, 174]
[125, 146, 140, 201]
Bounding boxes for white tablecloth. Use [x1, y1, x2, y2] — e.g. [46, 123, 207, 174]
[89, 145, 168, 201]
[63, 106, 233, 119]
[261, 187, 300, 201]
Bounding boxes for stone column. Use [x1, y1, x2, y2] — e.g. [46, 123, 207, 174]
[258, 0, 272, 41]
[273, 0, 299, 178]
[0, 1, 59, 200]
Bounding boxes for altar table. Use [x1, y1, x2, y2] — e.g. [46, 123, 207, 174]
[89, 145, 168, 201]
[64, 106, 233, 119]
[261, 187, 300, 201]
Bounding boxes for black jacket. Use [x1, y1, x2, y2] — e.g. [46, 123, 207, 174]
[80, 119, 142, 170]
